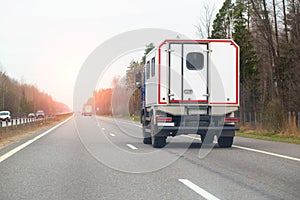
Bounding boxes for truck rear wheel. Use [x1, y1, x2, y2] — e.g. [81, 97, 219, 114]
[151, 136, 166, 148]
[201, 133, 214, 144]
[150, 116, 166, 148]
[218, 137, 233, 148]
[142, 125, 152, 144]
[142, 114, 151, 144]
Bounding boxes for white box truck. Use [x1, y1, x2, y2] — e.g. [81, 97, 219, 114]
[82, 104, 93, 116]
[137, 39, 240, 148]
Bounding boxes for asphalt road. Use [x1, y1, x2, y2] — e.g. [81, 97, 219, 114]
[0, 114, 299, 200]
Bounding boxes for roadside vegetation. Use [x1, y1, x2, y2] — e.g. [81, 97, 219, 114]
[237, 127, 300, 145]
[0, 71, 70, 115]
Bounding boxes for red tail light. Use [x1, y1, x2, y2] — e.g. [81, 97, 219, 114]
[224, 118, 240, 123]
[157, 117, 172, 122]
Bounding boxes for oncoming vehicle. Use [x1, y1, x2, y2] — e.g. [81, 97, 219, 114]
[28, 113, 35, 118]
[136, 39, 240, 148]
[36, 110, 45, 118]
[0, 111, 11, 122]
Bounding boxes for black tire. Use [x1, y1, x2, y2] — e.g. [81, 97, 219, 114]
[152, 136, 166, 148]
[201, 133, 214, 144]
[150, 115, 166, 148]
[218, 137, 234, 148]
[142, 125, 152, 144]
[142, 114, 151, 144]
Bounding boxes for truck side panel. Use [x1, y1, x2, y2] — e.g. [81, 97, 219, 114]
[145, 51, 158, 106]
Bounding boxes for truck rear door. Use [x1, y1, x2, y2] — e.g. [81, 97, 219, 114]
[169, 43, 208, 103]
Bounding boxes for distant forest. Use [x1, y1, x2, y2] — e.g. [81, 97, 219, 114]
[0, 71, 70, 116]
[93, 0, 299, 132]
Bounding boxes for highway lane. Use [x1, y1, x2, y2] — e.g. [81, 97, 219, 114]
[95, 116, 300, 199]
[0, 114, 299, 200]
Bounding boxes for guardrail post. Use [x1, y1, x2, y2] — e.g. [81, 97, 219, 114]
[254, 112, 257, 129]
[249, 112, 252, 127]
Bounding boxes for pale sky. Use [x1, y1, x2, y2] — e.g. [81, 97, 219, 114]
[0, 0, 222, 109]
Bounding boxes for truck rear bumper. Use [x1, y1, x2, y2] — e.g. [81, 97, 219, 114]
[154, 126, 239, 137]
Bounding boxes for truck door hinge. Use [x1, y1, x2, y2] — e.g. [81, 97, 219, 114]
[165, 49, 174, 52]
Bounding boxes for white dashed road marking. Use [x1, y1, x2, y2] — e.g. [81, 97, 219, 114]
[126, 144, 138, 150]
[179, 179, 220, 200]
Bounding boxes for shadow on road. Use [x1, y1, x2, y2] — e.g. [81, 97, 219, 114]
[158, 141, 221, 149]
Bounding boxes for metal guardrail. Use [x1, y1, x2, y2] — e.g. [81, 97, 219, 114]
[0, 117, 48, 128]
[0, 112, 73, 130]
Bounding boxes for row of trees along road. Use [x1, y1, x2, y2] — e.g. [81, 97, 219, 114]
[208, 0, 300, 132]
[93, 44, 154, 117]
[0, 71, 70, 116]
[94, 0, 299, 132]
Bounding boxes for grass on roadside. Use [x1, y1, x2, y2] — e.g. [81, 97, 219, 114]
[0, 114, 72, 150]
[96, 114, 140, 122]
[236, 127, 300, 144]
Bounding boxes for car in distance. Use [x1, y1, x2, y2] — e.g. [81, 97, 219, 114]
[36, 110, 45, 118]
[28, 113, 35, 118]
[0, 111, 11, 122]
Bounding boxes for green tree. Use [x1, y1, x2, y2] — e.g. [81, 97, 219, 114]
[211, 0, 234, 39]
[19, 90, 33, 114]
[233, 0, 259, 114]
[141, 43, 155, 64]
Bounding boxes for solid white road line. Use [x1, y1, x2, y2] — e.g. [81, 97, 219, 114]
[115, 120, 142, 128]
[182, 135, 300, 162]
[110, 133, 116, 137]
[101, 127, 105, 130]
[179, 179, 220, 200]
[126, 144, 138, 150]
[0, 116, 73, 163]
[96, 116, 142, 128]
[232, 145, 300, 162]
